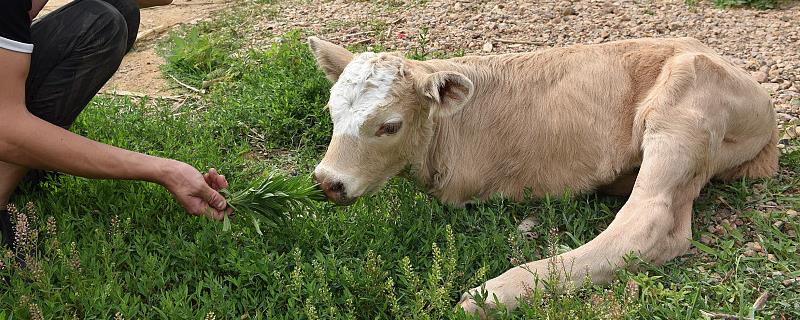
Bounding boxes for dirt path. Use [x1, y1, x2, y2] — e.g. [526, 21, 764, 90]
[42, 0, 232, 96]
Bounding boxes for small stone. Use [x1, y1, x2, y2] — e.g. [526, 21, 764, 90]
[517, 216, 538, 233]
[561, 7, 576, 16]
[787, 209, 798, 218]
[763, 83, 780, 92]
[700, 234, 714, 245]
[769, 68, 781, 78]
[752, 242, 763, 252]
[772, 271, 784, 277]
[482, 41, 494, 52]
[767, 254, 777, 262]
[752, 71, 768, 83]
[778, 113, 796, 121]
[744, 249, 755, 257]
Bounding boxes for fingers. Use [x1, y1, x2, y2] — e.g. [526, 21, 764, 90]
[203, 169, 216, 187]
[204, 186, 228, 211]
[188, 203, 232, 221]
[204, 168, 229, 191]
[184, 167, 233, 221]
[204, 207, 225, 220]
[216, 174, 229, 189]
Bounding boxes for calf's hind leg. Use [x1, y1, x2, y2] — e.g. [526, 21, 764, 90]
[458, 126, 714, 315]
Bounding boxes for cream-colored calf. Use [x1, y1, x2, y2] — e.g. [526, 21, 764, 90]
[308, 36, 778, 315]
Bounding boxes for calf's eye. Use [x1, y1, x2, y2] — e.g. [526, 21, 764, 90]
[376, 121, 402, 136]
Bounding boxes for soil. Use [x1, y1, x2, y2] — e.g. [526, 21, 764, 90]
[41, 0, 232, 96]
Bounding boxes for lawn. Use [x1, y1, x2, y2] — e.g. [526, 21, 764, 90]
[2, 3, 799, 319]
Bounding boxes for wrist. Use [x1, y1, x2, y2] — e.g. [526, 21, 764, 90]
[150, 158, 181, 187]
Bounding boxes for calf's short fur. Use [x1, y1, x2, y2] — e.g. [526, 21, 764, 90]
[308, 36, 778, 315]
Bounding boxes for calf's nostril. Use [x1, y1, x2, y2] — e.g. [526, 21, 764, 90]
[330, 181, 344, 193]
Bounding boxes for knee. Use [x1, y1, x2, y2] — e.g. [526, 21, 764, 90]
[107, 0, 140, 26]
[80, 0, 129, 59]
[101, 0, 141, 50]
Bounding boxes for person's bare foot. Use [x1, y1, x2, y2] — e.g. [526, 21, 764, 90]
[137, 0, 173, 9]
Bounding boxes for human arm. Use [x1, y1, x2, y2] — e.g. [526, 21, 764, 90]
[0, 49, 229, 219]
[29, 0, 48, 20]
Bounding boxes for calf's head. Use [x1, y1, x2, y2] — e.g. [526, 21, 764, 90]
[308, 37, 474, 205]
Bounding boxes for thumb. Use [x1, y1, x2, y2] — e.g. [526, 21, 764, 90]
[203, 186, 228, 211]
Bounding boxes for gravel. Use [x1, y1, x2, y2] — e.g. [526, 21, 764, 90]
[256, 0, 800, 127]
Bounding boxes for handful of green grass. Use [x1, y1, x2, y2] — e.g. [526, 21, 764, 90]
[220, 173, 325, 234]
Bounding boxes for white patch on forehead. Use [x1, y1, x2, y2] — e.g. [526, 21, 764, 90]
[329, 52, 398, 136]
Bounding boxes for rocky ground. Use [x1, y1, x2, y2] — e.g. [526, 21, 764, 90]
[258, 0, 800, 142]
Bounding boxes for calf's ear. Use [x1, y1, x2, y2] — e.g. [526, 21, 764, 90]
[308, 37, 354, 82]
[417, 71, 474, 117]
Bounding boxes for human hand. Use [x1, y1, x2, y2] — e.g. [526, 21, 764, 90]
[161, 161, 232, 220]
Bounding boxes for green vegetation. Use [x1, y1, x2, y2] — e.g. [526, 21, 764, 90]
[2, 3, 799, 319]
[221, 174, 325, 234]
[712, 0, 780, 9]
[686, 0, 782, 9]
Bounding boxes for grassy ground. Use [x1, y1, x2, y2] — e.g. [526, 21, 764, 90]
[2, 3, 799, 319]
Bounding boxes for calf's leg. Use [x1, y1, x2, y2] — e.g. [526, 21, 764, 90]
[458, 126, 713, 315]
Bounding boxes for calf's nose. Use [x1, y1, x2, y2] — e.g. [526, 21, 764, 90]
[313, 172, 349, 204]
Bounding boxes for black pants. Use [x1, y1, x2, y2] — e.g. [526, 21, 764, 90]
[27, 0, 139, 128]
[1, 0, 139, 250]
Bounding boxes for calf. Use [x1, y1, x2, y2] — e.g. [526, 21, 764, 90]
[308, 36, 778, 315]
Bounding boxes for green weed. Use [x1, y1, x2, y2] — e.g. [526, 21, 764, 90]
[713, 0, 780, 9]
